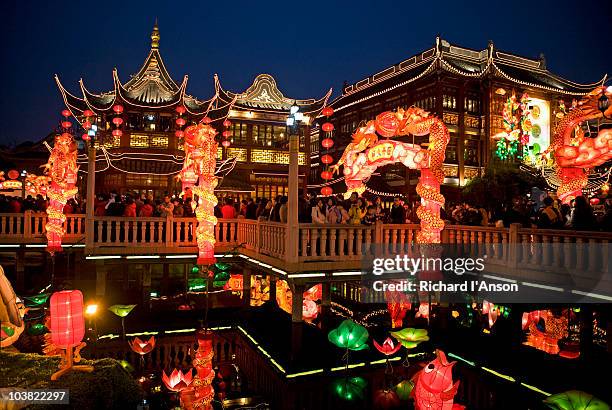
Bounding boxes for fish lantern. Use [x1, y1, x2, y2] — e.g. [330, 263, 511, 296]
[414, 350, 459, 410]
[49, 290, 93, 380]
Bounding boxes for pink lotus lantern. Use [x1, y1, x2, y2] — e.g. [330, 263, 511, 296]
[162, 369, 193, 392]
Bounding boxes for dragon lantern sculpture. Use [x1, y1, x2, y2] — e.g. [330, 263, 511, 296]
[180, 124, 219, 265]
[333, 107, 450, 243]
[547, 86, 612, 203]
[44, 133, 78, 253]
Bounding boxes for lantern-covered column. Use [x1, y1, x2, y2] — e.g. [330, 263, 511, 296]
[45, 116, 78, 253]
[180, 122, 219, 266]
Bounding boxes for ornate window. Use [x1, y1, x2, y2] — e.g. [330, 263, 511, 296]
[251, 149, 305, 165]
[230, 122, 248, 144]
[226, 148, 247, 162]
[130, 134, 150, 148]
[253, 124, 273, 146]
[150, 136, 169, 149]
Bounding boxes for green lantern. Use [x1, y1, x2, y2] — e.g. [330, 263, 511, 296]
[332, 377, 367, 401]
[328, 320, 369, 351]
[188, 278, 207, 292]
[27, 323, 48, 336]
[191, 265, 200, 275]
[108, 304, 136, 318]
[544, 390, 610, 410]
[108, 304, 136, 339]
[214, 262, 231, 271]
[394, 379, 415, 401]
[390, 328, 429, 349]
[23, 293, 50, 307]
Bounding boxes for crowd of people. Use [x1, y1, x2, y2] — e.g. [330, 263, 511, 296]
[0, 189, 610, 231]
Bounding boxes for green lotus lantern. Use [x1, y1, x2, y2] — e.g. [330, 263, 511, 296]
[188, 278, 207, 292]
[108, 304, 136, 339]
[544, 391, 610, 410]
[390, 328, 429, 349]
[332, 376, 367, 401]
[328, 320, 369, 351]
[390, 327, 429, 366]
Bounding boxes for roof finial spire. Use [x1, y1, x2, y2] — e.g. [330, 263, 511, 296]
[151, 19, 160, 49]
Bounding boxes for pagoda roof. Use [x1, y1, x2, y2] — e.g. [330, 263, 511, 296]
[217, 73, 332, 115]
[330, 37, 607, 113]
[55, 23, 235, 123]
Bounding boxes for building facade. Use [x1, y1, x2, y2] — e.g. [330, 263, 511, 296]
[54, 24, 330, 200]
[313, 37, 604, 199]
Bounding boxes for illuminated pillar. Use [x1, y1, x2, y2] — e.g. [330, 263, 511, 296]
[287, 131, 299, 264]
[85, 144, 96, 251]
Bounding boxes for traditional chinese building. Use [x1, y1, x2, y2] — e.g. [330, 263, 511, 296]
[315, 37, 605, 199]
[53, 23, 330, 199]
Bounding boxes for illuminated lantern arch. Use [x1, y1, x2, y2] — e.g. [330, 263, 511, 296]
[332, 107, 450, 243]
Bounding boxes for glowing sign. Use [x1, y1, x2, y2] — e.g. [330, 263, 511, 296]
[366, 142, 396, 164]
[527, 98, 550, 153]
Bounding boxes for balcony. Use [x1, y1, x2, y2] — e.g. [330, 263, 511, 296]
[1, 211, 610, 299]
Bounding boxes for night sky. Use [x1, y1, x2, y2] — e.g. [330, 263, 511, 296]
[0, 0, 610, 145]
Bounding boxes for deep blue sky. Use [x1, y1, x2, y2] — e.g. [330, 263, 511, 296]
[0, 0, 610, 145]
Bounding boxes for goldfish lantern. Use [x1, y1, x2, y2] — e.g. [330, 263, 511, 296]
[49, 290, 93, 380]
[414, 350, 459, 410]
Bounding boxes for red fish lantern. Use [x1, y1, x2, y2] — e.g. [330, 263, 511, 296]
[414, 350, 459, 410]
[49, 290, 93, 380]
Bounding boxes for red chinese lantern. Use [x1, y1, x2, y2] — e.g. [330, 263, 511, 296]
[221, 140, 231, 147]
[81, 134, 90, 141]
[49, 290, 85, 348]
[322, 122, 334, 132]
[175, 105, 186, 114]
[112, 129, 123, 137]
[83, 109, 94, 117]
[176, 118, 186, 127]
[321, 186, 333, 196]
[223, 119, 232, 127]
[61, 121, 72, 129]
[175, 130, 184, 138]
[61, 109, 71, 118]
[321, 154, 334, 164]
[590, 197, 600, 205]
[321, 170, 332, 180]
[322, 107, 334, 117]
[222, 130, 231, 138]
[112, 104, 124, 114]
[112, 117, 123, 126]
[7, 170, 19, 180]
[202, 116, 212, 124]
[322, 138, 334, 148]
[82, 121, 91, 130]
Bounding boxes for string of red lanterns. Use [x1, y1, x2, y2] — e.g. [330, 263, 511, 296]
[112, 104, 124, 139]
[175, 105, 186, 140]
[81, 109, 94, 141]
[221, 119, 232, 148]
[320, 106, 335, 196]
